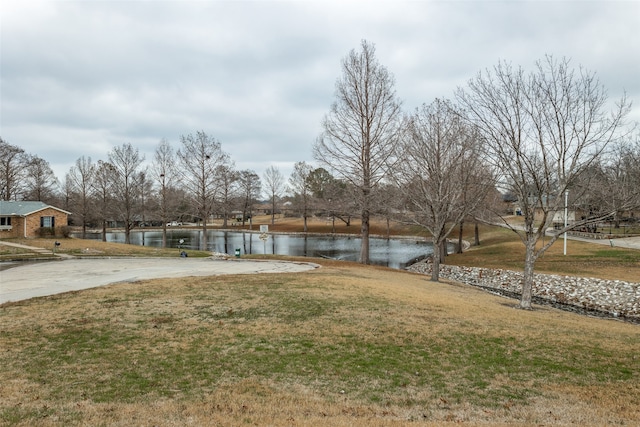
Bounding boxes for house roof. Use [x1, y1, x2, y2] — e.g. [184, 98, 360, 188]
[0, 201, 71, 216]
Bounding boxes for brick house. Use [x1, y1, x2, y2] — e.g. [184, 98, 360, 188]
[0, 201, 71, 238]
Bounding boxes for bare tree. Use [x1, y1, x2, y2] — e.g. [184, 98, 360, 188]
[108, 143, 145, 244]
[238, 169, 261, 228]
[216, 161, 239, 228]
[288, 161, 313, 232]
[263, 165, 285, 225]
[313, 40, 402, 264]
[137, 171, 152, 228]
[151, 138, 175, 247]
[23, 155, 59, 203]
[94, 160, 115, 242]
[456, 56, 631, 309]
[66, 156, 95, 239]
[59, 174, 73, 213]
[394, 99, 494, 281]
[0, 138, 28, 200]
[177, 131, 227, 250]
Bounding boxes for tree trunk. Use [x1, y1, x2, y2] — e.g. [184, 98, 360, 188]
[520, 239, 537, 309]
[271, 202, 276, 225]
[201, 223, 208, 251]
[431, 238, 441, 282]
[360, 208, 370, 264]
[102, 220, 107, 242]
[162, 224, 167, 249]
[439, 240, 447, 263]
[457, 221, 464, 253]
[474, 221, 480, 246]
[386, 216, 390, 239]
[124, 220, 131, 245]
[303, 214, 308, 233]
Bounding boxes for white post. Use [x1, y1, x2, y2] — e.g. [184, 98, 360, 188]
[563, 190, 568, 256]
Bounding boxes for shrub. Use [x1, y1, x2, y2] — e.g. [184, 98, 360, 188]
[38, 227, 55, 237]
[56, 226, 72, 238]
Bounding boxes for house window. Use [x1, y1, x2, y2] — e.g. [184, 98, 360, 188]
[0, 216, 11, 230]
[40, 216, 55, 228]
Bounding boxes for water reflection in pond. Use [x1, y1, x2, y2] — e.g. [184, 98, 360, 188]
[78, 230, 440, 269]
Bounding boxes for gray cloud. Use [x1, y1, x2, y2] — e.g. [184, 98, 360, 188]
[2, 1, 638, 183]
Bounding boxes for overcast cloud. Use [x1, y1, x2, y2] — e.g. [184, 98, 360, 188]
[2, 0, 639, 186]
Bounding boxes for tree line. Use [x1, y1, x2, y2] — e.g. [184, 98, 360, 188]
[0, 133, 367, 251]
[2, 40, 639, 310]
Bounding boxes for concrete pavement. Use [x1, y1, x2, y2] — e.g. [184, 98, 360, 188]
[0, 257, 319, 304]
[568, 235, 640, 250]
[494, 222, 640, 250]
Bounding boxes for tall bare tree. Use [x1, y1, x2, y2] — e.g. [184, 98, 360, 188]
[108, 143, 145, 244]
[66, 156, 95, 239]
[59, 175, 73, 213]
[94, 160, 115, 242]
[23, 155, 59, 203]
[288, 161, 313, 232]
[314, 40, 402, 264]
[456, 56, 631, 309]
[137, 171, 152, 228]
[0, 138, 28, 201]
[238, 169, 261, 228]
[395, 99, 494, 281]
[151, 138, 175, 247]
[177, 131, 227, 250]
[215, 161, 239, 228]
[263, 165, 285, 225]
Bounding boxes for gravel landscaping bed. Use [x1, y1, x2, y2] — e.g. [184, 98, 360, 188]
[407, 260, 640, 323]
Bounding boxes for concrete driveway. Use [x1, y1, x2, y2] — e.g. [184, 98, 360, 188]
[0, 257, 319, 304]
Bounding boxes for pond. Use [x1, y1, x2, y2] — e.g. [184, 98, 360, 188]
[77, 230, 440, 269]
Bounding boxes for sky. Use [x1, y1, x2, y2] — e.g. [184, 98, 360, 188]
[2, 0, 639, 188]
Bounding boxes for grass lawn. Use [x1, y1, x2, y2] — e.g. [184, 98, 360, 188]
[1, 259, 639, 426]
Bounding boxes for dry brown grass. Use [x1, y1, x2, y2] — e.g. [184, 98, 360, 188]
[1, 261, 638, 426]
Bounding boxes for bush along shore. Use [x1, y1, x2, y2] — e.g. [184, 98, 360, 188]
[408, 260, 640, 324]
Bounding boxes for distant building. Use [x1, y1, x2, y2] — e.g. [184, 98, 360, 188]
[0, 201, 71, 238]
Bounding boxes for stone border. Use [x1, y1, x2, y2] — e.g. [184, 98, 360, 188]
[407, 260, 640, 324]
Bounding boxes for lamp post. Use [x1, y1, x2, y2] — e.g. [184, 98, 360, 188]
[563, 190, 569, 256]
